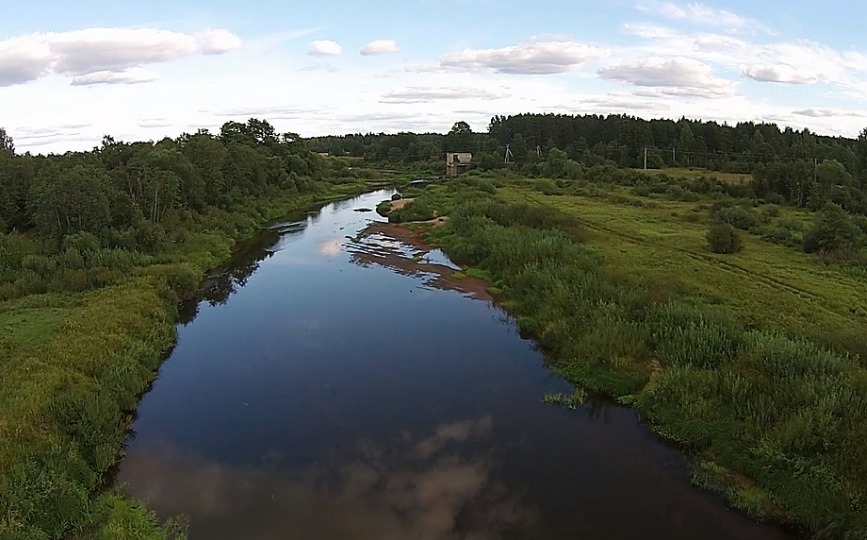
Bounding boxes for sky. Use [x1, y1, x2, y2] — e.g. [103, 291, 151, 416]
[2, 0, 866, 153]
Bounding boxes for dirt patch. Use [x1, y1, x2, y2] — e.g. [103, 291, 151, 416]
[389, 198, 414, 211]
[350, 222, 490, 302]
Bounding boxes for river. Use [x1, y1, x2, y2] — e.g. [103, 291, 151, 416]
[117, 189, 794, 540]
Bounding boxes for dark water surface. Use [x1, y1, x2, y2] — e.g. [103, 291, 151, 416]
[118, 190, 794, 540]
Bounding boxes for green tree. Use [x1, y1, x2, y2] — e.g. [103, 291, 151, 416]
[181, 131, 229, 206]
[543, 148, 569, 178]
[0, 127, 14, 155]
[509, 134, 529, 163]
[444, 121, 474, 153]
[857, 128, 867, 187]
[29, 165, 112, 237]
[803, 204, 863, 255]
[810, 160, 853, 209]
[677, 124, 696, 166]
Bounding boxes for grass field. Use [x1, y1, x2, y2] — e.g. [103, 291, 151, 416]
[635, 167, 753, 185]
[500, 186, 867, 354]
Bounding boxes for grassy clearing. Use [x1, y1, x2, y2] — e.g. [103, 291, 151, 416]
[0, 181, 378, 539]
[411, 174, 867, 537]
[635, 167, 754, 185]
[500, 186, 867, 357]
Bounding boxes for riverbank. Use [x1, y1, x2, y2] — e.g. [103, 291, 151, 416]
[0, 181, 383, 539]
[389, 175, 867, 538]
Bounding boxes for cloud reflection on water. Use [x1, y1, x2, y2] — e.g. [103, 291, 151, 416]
[120, 416, 538, 540]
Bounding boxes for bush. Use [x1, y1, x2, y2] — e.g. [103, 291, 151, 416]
[388, 200, 435, 223]
[712, 205, 757, 231]
[762, 204, 780, 219]
[761, 227, 792, 246]
[533, 178, 560, 196]
[706, 223, 743, 254]
[803, 204, 863, 256]
[391, 193, 402, 201]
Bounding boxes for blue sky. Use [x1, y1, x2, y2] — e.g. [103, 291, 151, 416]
[2, 0, 866, 152]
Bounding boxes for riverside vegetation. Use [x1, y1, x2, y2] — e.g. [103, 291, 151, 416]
[387, 166, 867, 539]
[0, 120, 388, 539]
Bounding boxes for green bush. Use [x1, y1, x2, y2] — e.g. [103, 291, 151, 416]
[761, 227, 792, 245]
[762, 204, 780, 219]
[533, 178, 560, 196]
[706, 223, 743, 254]
[712, 205, 757, 230]
[803, 204, 863, 256]
[388, 200, 435, 223]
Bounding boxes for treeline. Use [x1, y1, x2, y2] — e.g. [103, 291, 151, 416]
[0, 120, 349, 300]
[308, 113, 867, 182]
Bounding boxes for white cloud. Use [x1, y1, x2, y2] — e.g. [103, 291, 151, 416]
[579, 93, 671, 112]
[743, 64, 820, 85]
[635, 1, 771, 34]
[0, 27, 241, 87]
[599, 57, 736, 98]
[307, 40, 342, 56]
[440, 41, 608, 74]
[361, 40, 400, 56]
[793, 108, 867, 118]
[71, 67, 157, 86]
[381, 86, 509, 103]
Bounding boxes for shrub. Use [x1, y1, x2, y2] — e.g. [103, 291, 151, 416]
[389, 200, 435, 223]
[761, 227, 792, 246]
[712, 205, 757, 231]
[533, 178, 560, 196]
[803, 204, 863, 256]
[63, 232, 101, 254]
[762, 204, 780, 219]
[391, 193, 403, 201]
[706, 223, 743, 254]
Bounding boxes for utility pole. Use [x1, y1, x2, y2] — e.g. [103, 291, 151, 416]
[504, 144, 513, 164]
[536, 145, 542, 158]
[644, 147, 648, 170]
[672, 147, 676, 165]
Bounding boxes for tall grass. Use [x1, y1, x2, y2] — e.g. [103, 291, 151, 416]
[425, 186, 867, 537]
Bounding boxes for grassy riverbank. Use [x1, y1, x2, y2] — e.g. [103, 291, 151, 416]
[395, 174, 867, 538]
[0, 182, 379, 539]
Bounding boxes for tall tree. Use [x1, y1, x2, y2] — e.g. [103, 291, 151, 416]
[0, 127, 13, 155]
[444, 121, 475, 153]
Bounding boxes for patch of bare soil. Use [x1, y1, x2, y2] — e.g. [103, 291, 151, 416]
[349, 222, 490, 302]
[389, 198, 414, 211]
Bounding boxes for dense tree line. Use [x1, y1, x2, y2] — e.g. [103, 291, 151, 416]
[310, 114, 864, 173]
[309, 114, 867, 217]
[0, 120, 321, 240]
[0, 120, 344, 300]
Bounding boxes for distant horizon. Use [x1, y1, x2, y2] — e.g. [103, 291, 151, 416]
[6, 108, 861, 157]
[3, 0, 866, 153]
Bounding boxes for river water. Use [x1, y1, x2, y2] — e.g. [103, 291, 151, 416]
[117, 189, 794, 540]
